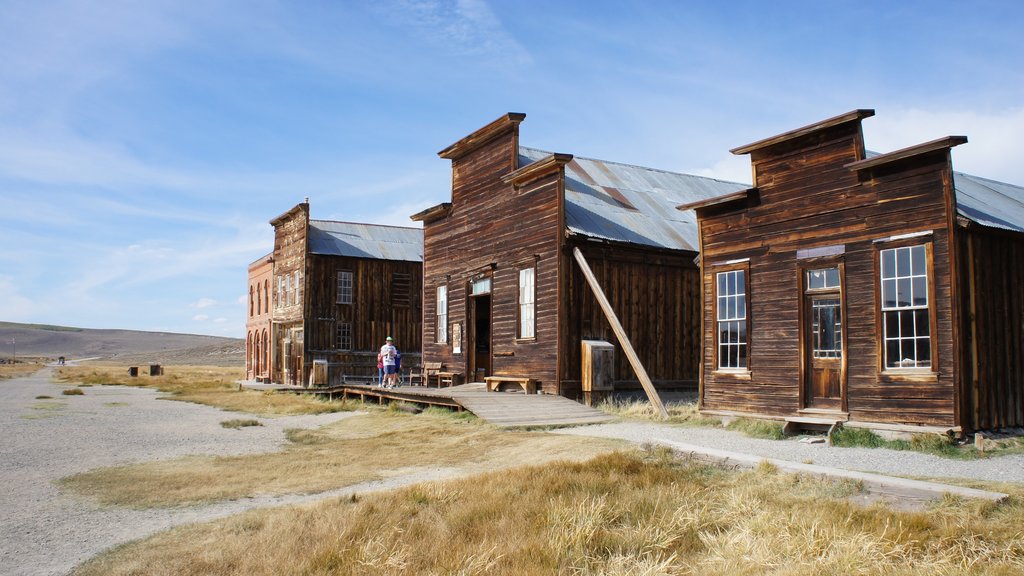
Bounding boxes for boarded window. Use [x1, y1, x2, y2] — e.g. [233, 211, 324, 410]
[436, 285, 448, 343]
[880, 244, 930, 369]
[337, 270, 353, 304]
[391, 273, 411, 306]
[716, 269, 748, 369]
[518, 267, 535, 338]
[336, 322, 352, 351]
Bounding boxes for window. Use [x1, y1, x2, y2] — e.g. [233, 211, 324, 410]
[518, 267, 536, 338]
[295, 271, 302, 307]
[249, 286, 254, 317]
[277, 276, 284, 310]
[391, 273, 411, 306]
[336, 323, 352, 351]
[880, 244, 930, 369]
[337, 271, 353, 304]
[436, 285, 448, 343]
[284, 274, 291, 307]
[716, 269, 748, 369]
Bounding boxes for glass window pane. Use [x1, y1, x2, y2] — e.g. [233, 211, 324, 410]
[897, 278, 912, 307]
[825, 267, 840, 288]
[896, 247, 910, 276]
[900, 309, 916, 337]
[882, 279, 896, 308]
[911, 245, 926, 276]
[901, 339, 917, 367]
[885, 311, 899, 339]
[808, 270, 823, 290]
[736, 295, 746, 320]
[736, 270, 745, 293]
[915, 276, 928, 305]
[717, 273, 726, 297]
[916, 338, 931, 364]
[882, 249, 896, 279]
[914, 309, 930, 338]
[737, 344, 747, 368]
[886, 340, 900, 368]
[719, 345, 729, 368]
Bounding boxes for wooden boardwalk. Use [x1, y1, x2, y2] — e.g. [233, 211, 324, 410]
[243, 381, 615, 428]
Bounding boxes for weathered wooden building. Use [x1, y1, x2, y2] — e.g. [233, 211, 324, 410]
[683, 109, 1024, 433]
[412, 113, 742, 397]
[255, 202, 423, 386]
[245, 253, 273, 381]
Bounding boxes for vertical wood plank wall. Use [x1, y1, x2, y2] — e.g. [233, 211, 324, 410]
[271, 206, 308, 384]
[305, 253, 422, 379]
[960, 228, 1024, 429]
[559, 242, 700, 398]
[422, 128, 561, 390]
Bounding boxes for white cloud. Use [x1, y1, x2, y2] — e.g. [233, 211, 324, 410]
[214, 317, 227, 323]
[192, 314, 209, 321]
[236, 294, 247, 305]
[192, 298, 216, 309]
[0, 276, 37, 321]
[865, 107, 1024, 185]
[691, 154, 753, 186]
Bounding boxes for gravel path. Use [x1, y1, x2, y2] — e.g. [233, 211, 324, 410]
[0, 370, 454, 576]
[4, 369, 1022, 576]
[555, 421, 1024, 484]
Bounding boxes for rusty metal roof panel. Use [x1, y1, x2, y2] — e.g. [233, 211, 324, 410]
[954, 172, 1024, 234]
[308, 220, 423, 262]
[520, 147, 747, 251]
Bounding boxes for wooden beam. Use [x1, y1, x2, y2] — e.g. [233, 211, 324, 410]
[572, 247, 669, 419]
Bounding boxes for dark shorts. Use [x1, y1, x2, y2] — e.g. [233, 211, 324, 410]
[384, 365, 397, 375]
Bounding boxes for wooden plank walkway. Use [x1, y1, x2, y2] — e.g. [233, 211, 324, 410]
[241, 381, 615, 428]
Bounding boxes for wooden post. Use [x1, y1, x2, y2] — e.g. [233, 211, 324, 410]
[573, 247, 669, 419]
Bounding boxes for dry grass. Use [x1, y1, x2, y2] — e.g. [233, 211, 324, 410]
[0, 361, 43, 380]
[597, 397, 721, 427]
[56, 364, 344, 416]
[58, 410, 626, 508]
[73, 447, 1024, 576]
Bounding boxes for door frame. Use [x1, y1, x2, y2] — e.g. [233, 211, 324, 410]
[797, 260, 848, 413]
[467, 276, 493, 382]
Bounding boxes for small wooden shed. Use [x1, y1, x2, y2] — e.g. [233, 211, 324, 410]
[412, 113, 742, 397]
[682, 109, 1024, 433]
[263, 202, 423, 386]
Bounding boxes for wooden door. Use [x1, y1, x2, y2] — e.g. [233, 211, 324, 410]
[803, 267, 844, 410]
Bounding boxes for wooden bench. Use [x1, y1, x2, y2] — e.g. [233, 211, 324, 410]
[484, 375, 536, 394]
[415, 361, 443, 387]
[436, 371, 462, 388]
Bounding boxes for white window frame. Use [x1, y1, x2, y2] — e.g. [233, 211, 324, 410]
[518, 266, 536, 339]
[337, 270, 353, 305]
[715, 268, 748, 370]
[436, 285, 448, 344]
[879, 244, 932, 370]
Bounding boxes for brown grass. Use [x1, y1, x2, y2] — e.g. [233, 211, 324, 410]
[598, 397, 721, 427]
[73, 447, 1024, 576]
[58, 410, 626, 508]
[56, 364, 343, 416]
[0, 361, 43, 380]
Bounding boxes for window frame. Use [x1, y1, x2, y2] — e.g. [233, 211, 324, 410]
[336, 322, 352, 351]
[874, 239, 937, 377]
[517, 265, 536, 340]
[336, 270, 353, 305]
[436, 284, 448, 344]
[711, 262, 751, 376]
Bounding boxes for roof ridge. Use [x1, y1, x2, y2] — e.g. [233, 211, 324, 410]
[310, 219, 422, 231]
[519, 145, 745, 186]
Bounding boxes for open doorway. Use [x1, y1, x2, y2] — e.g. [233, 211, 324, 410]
[468, 291, 491, 382]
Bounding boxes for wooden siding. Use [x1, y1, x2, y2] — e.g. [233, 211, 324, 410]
[700, 119, 960, 428]
[960, 227, 1024, 429]
[560, 241, 700, 398]
[304, 253, 422, 380]
[422, 125, 562, 391]
[270, 205, 308, 385]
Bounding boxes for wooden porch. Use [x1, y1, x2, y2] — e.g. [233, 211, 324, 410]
[242, 381, 616, 428]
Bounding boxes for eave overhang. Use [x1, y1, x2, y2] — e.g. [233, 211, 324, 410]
[676, 188, 756, 213]
[501, 152, 573, 188]
[438, 112, 526, 160]
[845, 135, 968, 172]
[731, 109, 875, 156]
[410, 202, 452, 224]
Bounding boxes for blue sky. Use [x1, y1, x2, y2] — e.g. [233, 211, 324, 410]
[1, 1, 1022, 338]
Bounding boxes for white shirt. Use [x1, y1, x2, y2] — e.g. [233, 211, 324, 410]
[380, 344, 397, 366]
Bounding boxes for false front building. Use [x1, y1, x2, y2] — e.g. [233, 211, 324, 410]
[247, 202, 423, 386]
[412, 113, 742, 397]
[683, 109, 1024, 433]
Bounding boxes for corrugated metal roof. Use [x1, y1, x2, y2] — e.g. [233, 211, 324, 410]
[955, 172, 1024, 234]
[308, 220, 423, 262]
[519, 147, 747, 251]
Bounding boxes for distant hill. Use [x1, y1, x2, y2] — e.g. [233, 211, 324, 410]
[0, 322, 244, 367]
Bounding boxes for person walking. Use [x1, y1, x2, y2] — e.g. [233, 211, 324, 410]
[380, 336, 399, 388]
